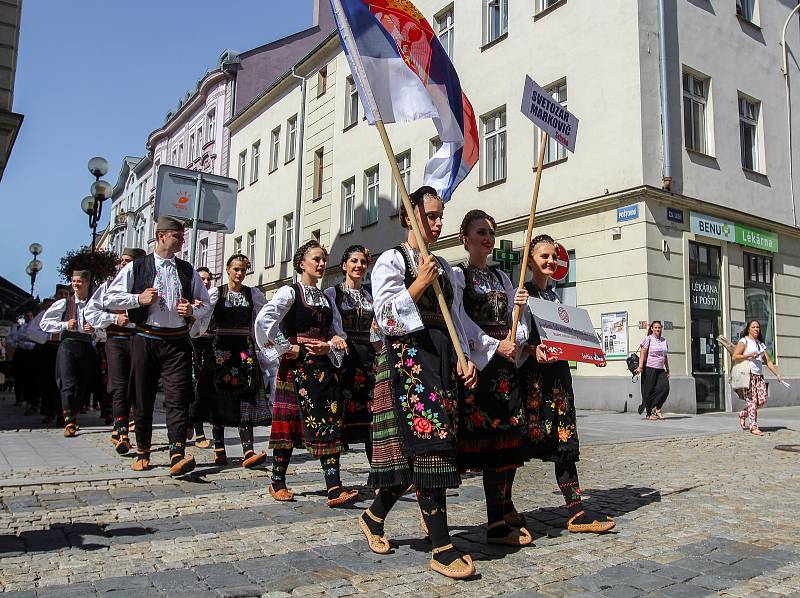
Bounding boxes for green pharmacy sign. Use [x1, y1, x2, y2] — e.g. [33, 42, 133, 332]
[736, 224, 779, 252]
[690, 212, 778, 253]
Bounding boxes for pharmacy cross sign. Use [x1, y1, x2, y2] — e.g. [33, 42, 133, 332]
[493, 240, 521, 276]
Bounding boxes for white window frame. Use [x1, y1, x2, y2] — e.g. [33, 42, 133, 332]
[269, 127, 281, 172]
[363, 165, 380, 226]
[535, 80, 568, 166]
[736, 0, 756, 23]
[483, 0, 508, 46]
[481, 108, 507, 185]
[251, 140, 260, 184]
[246, 230, 256, 271]
[286, 115, 298, 163]
[189, 133, 196, 163]
[282, 214, 294, 262]
[233, 236, 242, 255]
[682, 71, 710, 155]
[317, 66, 328, 97]
[178, 143, 184, 166]
[536, 0, 564, 14]
[341, 177, 355, 234]
[739, 94, 761, 172]
[435, 6, 455, 59]
[196, 127, 203, 154]
[391, 151, 411, 213]
[429, 136, 442, 159]
[237, 150, 246, 190]
[344, 76, 359, 129]
[198, 238, 208, 267]
[313, 147, 325, 200]
[265, 220, 276, 268]
[207, 109, 216, 142]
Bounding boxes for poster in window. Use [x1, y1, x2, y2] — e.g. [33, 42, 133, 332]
[601, 312, 628, 360]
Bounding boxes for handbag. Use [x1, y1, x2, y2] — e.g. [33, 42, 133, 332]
[731, 360, 751, 390]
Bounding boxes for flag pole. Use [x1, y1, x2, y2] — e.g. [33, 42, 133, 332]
[375, 120, 469, 373]
[510, 130, 549, 341]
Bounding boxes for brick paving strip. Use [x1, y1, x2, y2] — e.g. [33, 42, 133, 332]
[0, 394, 799, 596]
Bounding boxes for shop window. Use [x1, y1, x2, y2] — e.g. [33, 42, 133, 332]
[744, 252, 775, 358]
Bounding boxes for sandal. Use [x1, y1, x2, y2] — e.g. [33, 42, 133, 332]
[750, 427, 764, 436]
[242, 450, 267, 469]
[268, 483, 295, 502]
[326, 487, 359, 507]
[486, 521, 533, 546]
[655, 410, 666, 420]
[504, 510, 527, 528]
[430, 544, 475, 579]
[63, 423, 77, 438]
[214, 450, 228, 466]
[131, 458, 151, 472]
[358, 511, 391, 554]
[646, 415, 659, 421]
[169, 454, 196, 476]
[420, 512, 429, 537]
[567, 510, 616, 534]
[195, 438, 212, 449]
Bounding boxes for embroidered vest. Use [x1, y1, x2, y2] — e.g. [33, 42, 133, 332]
[456, 264, 509, 331]
[212, 285, 254, 330]
[283, 283, 333, 340]
[334, 284, 373, 338]
[396, 244, 453, 330]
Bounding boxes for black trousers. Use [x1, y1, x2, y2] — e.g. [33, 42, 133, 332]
[105, 336, 133, 425]
[37, 343, 61, 418]
[56, 339, 97, 416]
[129, 334, 192, 451]
[11, 348, 33, 403]
[641, 367, 670, 415]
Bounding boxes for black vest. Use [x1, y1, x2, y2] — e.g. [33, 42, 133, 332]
[396, 244, 453, 330]
[128, 254, 195, 326]
[456, 264, 509, 331]
[212, 285, 254, 330]
[282, 283, 333, 339]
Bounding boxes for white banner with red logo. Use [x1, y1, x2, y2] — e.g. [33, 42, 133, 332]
[528, 299, 606, 365]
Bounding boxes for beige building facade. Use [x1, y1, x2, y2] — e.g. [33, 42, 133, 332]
[227, 0, 800, 413]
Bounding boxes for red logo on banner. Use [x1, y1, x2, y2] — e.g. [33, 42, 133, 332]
[558, 306, 570, 324]
[551, 243, 570, 282]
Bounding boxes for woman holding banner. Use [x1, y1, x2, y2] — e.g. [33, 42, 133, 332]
[452, 209, 532, 546]
[520, 234, 615, 534]
[358, 186, 479, 579]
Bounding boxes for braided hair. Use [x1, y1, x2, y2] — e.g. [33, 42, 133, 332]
[399, 185, 440, 229]
[226, 253, 251, 270]
[459, 209, 496, 249]
[530, 233, 556, 249]
[341, 244, 371, 271]
[293, 240, 328, 274]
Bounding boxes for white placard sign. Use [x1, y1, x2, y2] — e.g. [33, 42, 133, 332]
[521, 75, 579, 153]
[155, 165, 239, 233]
[601, 311, 629, 360]
[528, 298, 606, 364]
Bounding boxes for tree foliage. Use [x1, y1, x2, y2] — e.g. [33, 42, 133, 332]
[58, 247, 118, 285]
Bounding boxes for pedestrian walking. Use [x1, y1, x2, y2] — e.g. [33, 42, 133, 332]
[254, 240, 357, 506]
[452, 209, 531, 546]
[191, 254, 270, 468]
[28, 289, 69, 425]
[324, 245, 381, 462]
[39, 270, 100, 437]
[85, 247, 147, 453]
[635, 321, 670, 420]
[104, 216, 211, 475]
[733, 320, 784, 436]
[520, 234, 615, 534]
[6, 311, 36, 409]
[187, 266, 214, 450]
[357, 186, 479, 579]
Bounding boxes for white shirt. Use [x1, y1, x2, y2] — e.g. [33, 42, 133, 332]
[451, 266, 528, 371]
[738, 336, 767, 375]
[25, 313, 50, 345]
[254, 284, 345, 368]
[39, 296, 104, 342]
[104, 254, 211, 329]
[190, 285, 267, 338]
[84, 281, 134, 331]
[370, 246, 470, 357]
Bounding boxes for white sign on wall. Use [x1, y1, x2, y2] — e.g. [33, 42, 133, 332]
[521, 75, 580, 152]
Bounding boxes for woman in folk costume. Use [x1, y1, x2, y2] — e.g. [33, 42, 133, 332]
[191, 254, 271, 468]
[520, 234, 615, 534]
[324, 245, 382, 462]
[254, 240, 358, 507]
[358, 186, 479, 580]
[452, 210, 532, 546]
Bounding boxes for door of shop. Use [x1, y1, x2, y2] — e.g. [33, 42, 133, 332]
[689, 242, 724, 412]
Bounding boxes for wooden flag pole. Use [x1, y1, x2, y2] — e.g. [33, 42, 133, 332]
[375, 120, 469, 373]
[510, 130, 549, 341]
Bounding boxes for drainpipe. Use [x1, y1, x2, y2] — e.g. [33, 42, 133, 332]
[782, 2, 800, 228]
[290, 67, 307, 283]
[658, 0, 673, 191]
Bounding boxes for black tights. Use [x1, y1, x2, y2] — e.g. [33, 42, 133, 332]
[270, 447, 343, 495]
[211, 424, 255, 455]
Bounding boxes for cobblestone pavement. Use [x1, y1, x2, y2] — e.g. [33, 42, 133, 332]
[1, 392, 799, 597]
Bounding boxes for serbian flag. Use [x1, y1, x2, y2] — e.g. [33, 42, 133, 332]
[329, 0, 478, 202]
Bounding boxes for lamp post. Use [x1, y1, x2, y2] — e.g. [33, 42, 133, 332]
[782, 2, 800, 228]
[26, 242, 42, 296]
[83, 157, 112, 254]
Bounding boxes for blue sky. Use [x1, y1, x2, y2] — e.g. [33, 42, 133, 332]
[0, 0, 314, 298]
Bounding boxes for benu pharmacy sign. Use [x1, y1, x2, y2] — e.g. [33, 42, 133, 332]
[690, 212, 779, 253]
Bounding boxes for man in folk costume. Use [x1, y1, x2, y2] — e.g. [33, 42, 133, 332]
[105, 216, 211, 475]
[85, 247, 147, 453]
[39, 270, 101, 437]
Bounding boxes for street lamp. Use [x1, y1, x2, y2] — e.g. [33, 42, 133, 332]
[84, 156, 112, 253]
[27, 242, 42, 296]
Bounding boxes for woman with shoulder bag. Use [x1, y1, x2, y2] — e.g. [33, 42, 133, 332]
[733, 320, 784, 436]
[635, 321, 670, 420]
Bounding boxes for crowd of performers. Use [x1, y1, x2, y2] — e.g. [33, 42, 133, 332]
[6, 187, 617, 579]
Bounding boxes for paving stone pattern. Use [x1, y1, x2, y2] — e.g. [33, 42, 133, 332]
[1, 395, 800, 596]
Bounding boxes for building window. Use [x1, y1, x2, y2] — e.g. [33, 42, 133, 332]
[342, 177, 355, 234]
[744, 252, 775, 358]
[286, 115, 298, 163]
[178, 143, 184, 166]
[171, 147, 177, 165]
[196, 127, 203, 154]
[189, 134, 196, 162]
[484, 0, 508, 46]
[246, 230, 256, 270]
[282, 214, 294, 262]
[313, 147, 324, 200]
[435, 6, 455, 59]
[344, 76, 359, 129]
[536, 0, 563, 14]
[251, 141, 260, 183]
[482, 108, 507, 185]
[736, 0, 755, 22]
[312, 229, 321, 242]
[430, 136, 443, 159]
[535, 81, 568, 165]
[363, 166, 380, 226]
[739, 95, 760, 172]
[683, 71, 709, 154]
[265, 220, 276, 268]
[392, 151, 411, 213]
[237, 151, 246, 190]
[317, 66, 328, 97]
[198, 238, 208, 267]
[268, 127, 280, 173]
[207, 109, 216, 142]
[233, 236, 242, 255]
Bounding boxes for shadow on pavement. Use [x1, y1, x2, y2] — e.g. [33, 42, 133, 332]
[0, 522, 153, 554]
